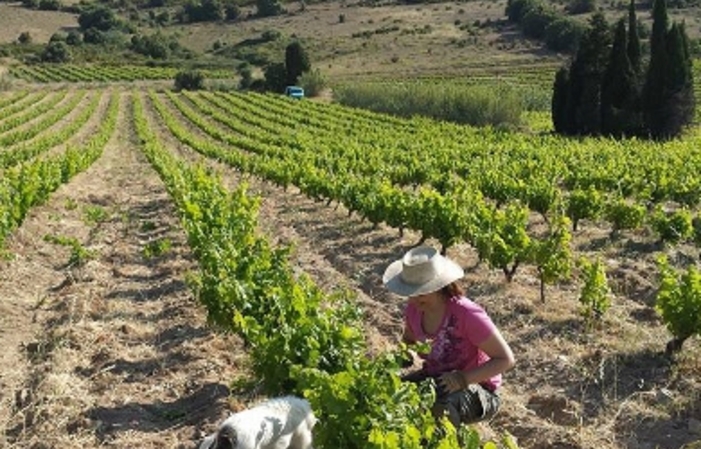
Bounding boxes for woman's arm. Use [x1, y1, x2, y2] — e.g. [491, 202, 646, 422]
[462, 328, 515, 384]
[440, 328, 515, 392]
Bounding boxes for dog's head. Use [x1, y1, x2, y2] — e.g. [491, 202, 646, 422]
[200, 425, 238, 449]
[215, 426, 238, 449]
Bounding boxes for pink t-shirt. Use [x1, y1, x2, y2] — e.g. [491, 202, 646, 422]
[405, 296, 501, 391]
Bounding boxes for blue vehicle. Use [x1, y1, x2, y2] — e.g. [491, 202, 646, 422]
[284, 86, 305, 99]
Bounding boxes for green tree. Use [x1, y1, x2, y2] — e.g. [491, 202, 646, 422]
[567, 12, 611, 135]
[642, 0, 695, 139]
[41, 41, 71, 62]
[285, 41, 311, 86]
[551, 66, 571, 134]
[78, 5, 118, 31]
[601, 19, 640, 136]
[174, 70, 204, 91]
[627, 0, 642, 75]
[264, 62, 287, 92]
[256, 0, 283, 17]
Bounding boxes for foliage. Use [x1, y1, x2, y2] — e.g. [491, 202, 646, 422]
[297, 68, 326, 96]
[285, 41, 311, 86]
[474, 202, 531, 282]
[529, 214, 573, 302]
[78, 5, 120, 32]
[650, 206, 694, 244]
[578, 257, 612, 322]
[604, 197, 646, 235]
[83, 27, 107, 45]
[143, 238, 172, 259]
[66, 30, 83, 46]
[131, 33, 175, 59]
[42, 41, 71, 63]
[601, 18, 642, 137]
[237, 63, 253, 89]
[565, 186, 604, 231]
[544, 18, 585, 53]
[553, 0, 695, 139]
[18, 32, 32, 45]
[178, 0, 224, 23]
[334, 82, 523, 128]
[567, 0, 596, 14]
[264, 62, 287, 92]
[656, 256, 701, 354]
[174, 69, 205, 91]
[43, 234, 95, 267]
[256, 0, 284, 17]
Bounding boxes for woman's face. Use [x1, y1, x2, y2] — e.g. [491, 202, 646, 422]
[408, 290, 443, 312]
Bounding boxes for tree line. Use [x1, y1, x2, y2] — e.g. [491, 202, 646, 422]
[552, 0, 696, 140]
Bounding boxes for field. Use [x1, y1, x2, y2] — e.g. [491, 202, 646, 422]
[1, 0, 701, 448]
[0, 85, 699, 449]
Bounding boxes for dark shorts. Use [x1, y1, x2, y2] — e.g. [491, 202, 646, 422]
[402, 372, 501, 427]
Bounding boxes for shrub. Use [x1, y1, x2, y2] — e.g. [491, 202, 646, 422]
[174, 69, 204, 91]
[298, 68, 326, 97]
[18, 32, 32, 44]
[66, 30, 82, 45]
[262, 29, 282, 41]
[42, 41, 71, 62]
[83, 28, 107, 44]
[49, 32, 67, 42]
[78, 5, 119, 31]
[38, 0, 61, 10]
[237, 63, 253, 89]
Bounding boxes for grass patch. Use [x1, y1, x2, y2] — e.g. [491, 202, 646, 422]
[333, 80, 524, 128]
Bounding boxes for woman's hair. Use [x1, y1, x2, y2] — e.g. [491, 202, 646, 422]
[440, 281, 464, 299]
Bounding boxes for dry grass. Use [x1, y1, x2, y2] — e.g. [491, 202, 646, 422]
[0, 3, 78, 44]
[164, 0, 566, 80]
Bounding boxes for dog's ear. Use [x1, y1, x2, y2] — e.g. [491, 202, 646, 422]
[215, 426, 237, 449]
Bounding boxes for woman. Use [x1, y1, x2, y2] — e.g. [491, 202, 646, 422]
[383, 245, 515, 427]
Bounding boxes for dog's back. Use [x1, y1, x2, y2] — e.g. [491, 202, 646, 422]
[199, 396, 316, 449]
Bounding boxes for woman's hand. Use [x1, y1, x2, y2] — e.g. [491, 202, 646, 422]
[439, 370, 467, 394]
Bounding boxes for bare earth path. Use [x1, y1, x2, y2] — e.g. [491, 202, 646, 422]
[0, 88, 699, 449]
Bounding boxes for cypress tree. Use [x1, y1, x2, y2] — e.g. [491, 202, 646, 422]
[568, 12, 611, 135]
[552, 67, 571, 134]
[601, 19, 637, 136]
[657, 23, 695, 138]
[643, 0, 669, 138]
[284, 41, 310, 86]
[627, 0, 641, 75]
[643, 0, 695, 139]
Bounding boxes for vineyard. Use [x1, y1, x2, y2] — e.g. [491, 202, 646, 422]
[0, 84, 700, 449]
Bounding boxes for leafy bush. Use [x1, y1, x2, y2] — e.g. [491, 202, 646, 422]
[298, 68, 326, 97]
[174, 69, 204, 91]
[66, 30, 82, 46]
[578, 257, 612, 322]
[41, 41, 71, 62]
[38, 0, 61, 10]
[651, 207, 694, 244]
[78, 5, 119, 31]
[656, 256, 701, 354]
[83, 27, 107, 44]
[17, 32, 32, 44]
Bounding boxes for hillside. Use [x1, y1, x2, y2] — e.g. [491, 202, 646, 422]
[2, 0, 701, 81]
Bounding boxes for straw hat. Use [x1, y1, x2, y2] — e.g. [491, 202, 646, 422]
[382, 246, 464, 297]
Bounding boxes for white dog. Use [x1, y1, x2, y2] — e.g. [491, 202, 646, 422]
[198, 396, 316, 449]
